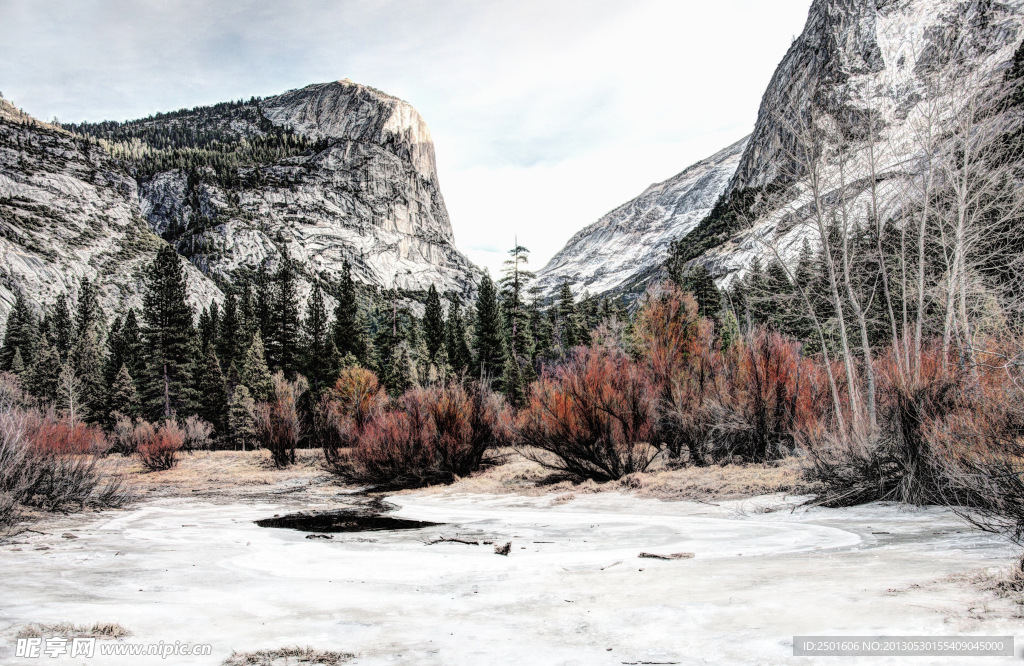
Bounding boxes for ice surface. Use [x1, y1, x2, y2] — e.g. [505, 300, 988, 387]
[0, 492, 1020, 665]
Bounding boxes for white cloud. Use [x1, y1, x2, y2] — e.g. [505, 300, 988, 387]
[0, 0, 813, 279]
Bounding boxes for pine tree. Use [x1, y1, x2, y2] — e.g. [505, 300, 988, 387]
[241, 333, 273, 402]
[383, 342, 416, 395]
[269, 252, 301, 375]
[677, 265, 722, 324]
[333, 260, 365, 361]
[25, 341, 61, 403]
[52, 294, 73, 360]
[0, 293, 37, 370]
[374, 288, 402, 376]
[240, 282, 256, 344]
[227, 384, 256, 451]
[118, 309, 145, 379]
[74, 277, 101, 342]
[302, 281, 331, 392]
[217, 293, 240, 370]
[558, 282, 581, 350]
[73, 331, 107, 423]
[473, 273, 504, 381]
[445, 295, 472, 376]
[141, 244, 196, 419]
[11, 348, 24, 376]
[255, 266, 274, 352]
[423, 284, 445, 364]
[108, 365, 140, 419]
[197, 349, 228, 433]
[499, 245, 535, 363]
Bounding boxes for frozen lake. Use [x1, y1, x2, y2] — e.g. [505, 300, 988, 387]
[0, 492, 1021, 664]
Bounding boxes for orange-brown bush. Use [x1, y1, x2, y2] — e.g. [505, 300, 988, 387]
[24, 413, 109, 456]
[516, 346, 661, 482]
[255, 373, 308, 467]
[634, 284, 831, 465]
[329, 381, 512, 487]
[136, 421, 184, 472]
[1, 407, 130, 521]
[802, 338, 1024, 532]
[316, 367, 387, 469]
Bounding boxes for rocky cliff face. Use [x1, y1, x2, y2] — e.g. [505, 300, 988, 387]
[133, 80, 478, 298]
[0, 96, 222, 324]
[698, 0, 1024, 285]
[535, 137, 748, 297]
[542, 0, 1024, 295]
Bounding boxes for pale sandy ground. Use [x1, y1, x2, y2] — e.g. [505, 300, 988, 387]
[0, 478, 1022, 666]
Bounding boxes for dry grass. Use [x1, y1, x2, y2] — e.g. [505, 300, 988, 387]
[17, 622, 131, 639]
[222, 646, 354, 665]
[404, 449, 815, 501]
[96, 449, 327, 498]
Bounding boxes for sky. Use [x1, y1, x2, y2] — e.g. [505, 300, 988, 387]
[0, 0, 813, 278]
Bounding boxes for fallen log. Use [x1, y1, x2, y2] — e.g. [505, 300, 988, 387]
[638, 552, 694, 560]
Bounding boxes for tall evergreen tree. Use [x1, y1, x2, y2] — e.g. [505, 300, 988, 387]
[676, 265, 722, 324]
[10, 348, 24, 376]
[25, 341, 61, 404]
[473, 273, 504, 381]
[423, 285, 445, 364]
[239, 282, 256, 344]
[302, 282, 331, 392]
[227, 384, 256, 451]
[74, 277, 101, 342]
[52, 293, 73, 360]
[557, 282, 581, 350]
[141, 244, 196, 419]
[445, 295, 472, 376]
[217, 294, 240, 370]
[0, 292, 37, 370]
[333, 260, 366, 362]
[241, 333, 273, 402]
[269, 253, 301, 375]
[72, 331, 106, 422]
[254, 266, 274, 352]
[499, 245, 535, 362]
[197, 349, 228, 433]
[108, 365, 140, 420]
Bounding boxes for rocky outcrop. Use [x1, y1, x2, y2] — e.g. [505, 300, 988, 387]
[535, 137, 748, 297]
[542, 0, 1024, 294]
[699, 0, 1024, 285]
[137, 80, 479, 297]
[0, 96, 222, 323]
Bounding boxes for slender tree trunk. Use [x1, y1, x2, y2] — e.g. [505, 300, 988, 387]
[838, 155, 877, 431]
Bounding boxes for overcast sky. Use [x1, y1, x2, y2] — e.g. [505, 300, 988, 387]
[0, 0, 812, 278]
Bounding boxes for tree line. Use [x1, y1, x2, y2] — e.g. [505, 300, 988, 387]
[0, 242, 624, 446]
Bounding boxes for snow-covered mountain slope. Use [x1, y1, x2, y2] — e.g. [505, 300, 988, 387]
[535, 137, 748, 297]
[0, 96, 222, 323]
[134, 80, 479, 298]
[543, 0, 1024, 296]
[695, 0, 1024, 285]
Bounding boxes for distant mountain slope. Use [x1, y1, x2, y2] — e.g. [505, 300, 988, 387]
[72, 79, 479, 298]
[0, 95, 222, 323]
[542, 0, 1024, 296]
[536, 137, 748, 297]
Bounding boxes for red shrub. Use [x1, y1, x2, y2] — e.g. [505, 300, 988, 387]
[254, 373, 308, 467]
[347, 388, 435, 485]
[137, 421, 183, 472]
[516, 346, 661, 481]
[426, 382, 513, 477]
[333, 381, 512, 487]
[24, 414, 108, 456]
[318, 367, 388, 469]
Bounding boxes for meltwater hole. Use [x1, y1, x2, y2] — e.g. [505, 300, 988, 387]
[256, 510, 442, 533]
